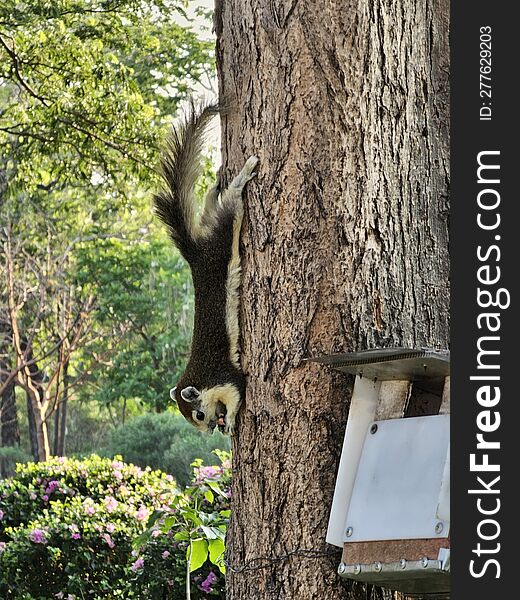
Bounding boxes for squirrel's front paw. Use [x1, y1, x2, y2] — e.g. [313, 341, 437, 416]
[243, 155, 259, 174]
[233, 156, 259, 187]
[217, 412, 236, 436]
[224, 414, 236, 436]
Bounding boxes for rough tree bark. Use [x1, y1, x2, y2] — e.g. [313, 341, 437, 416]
[216, 1, 449, 599]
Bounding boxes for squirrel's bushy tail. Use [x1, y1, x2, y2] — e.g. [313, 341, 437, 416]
[154, 101, 219, 263]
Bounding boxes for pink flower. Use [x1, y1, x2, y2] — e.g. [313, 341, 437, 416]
[106, 523, 116, 533]
[104, 496, 118, 513]
[42, 495, 49, 502]
[0, 509, 4, 520]
[0, 542, 6, 553]
[131, 557, 144, 571]
[161, 550, 170, 559]
[111, 460, 124, 470]
[45, 480, 60, 495]
[30, 492, 37, 500]
[113, 470, 123, 480]
[55, 593, 64, 599]
[84, 505, 95, 516]
[135, 505, 149, 522]
[194, 466, 220, 483]
[72, 533, 81, 540]
[101, 533, 115, 549]
[151, 529, 161, 538]
[28, 528, 47, 544]
[199, 571, 217, 593]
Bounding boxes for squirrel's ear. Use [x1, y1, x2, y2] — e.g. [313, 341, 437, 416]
[169, 387, 177, 402]
[180, 386, 200, 402]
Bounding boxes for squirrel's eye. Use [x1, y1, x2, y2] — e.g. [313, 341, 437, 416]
[195, 411, 205, 421]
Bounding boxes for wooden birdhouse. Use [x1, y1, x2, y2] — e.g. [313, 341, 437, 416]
[311, 348, 450, 598]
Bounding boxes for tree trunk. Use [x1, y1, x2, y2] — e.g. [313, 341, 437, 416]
[26, 392, 39, 462]
[0, 322, 19, 454]
[53, 399, 61, 456]
[1, 379, 20, 477]
[1, 380, 19, 446]
[24, 347, 50, 462]
[32, 390, 50, 462]
[216, 1, 449, 599]
[57, 360, 69, 456]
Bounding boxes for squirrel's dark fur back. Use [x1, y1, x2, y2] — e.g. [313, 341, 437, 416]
[154, 103, 257, 435]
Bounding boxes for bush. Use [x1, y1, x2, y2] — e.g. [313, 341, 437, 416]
[0, 454, 230, 599]
[108, 412, 230, 487]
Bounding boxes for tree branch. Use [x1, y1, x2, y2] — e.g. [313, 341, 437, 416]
[0, 34, 51, 106]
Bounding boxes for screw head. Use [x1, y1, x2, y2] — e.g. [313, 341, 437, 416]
[374, 561, 382, 572]
[346, 526, 354, 537]
[435, 522, 444, 534]
[353, 564, 361, 575]
[421, 557, 429, 568]
[370, 423, 378, 434]
[399, 559, 407, 569]
[338, 563, 346, 574]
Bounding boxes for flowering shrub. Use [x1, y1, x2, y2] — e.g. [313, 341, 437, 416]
[133, 452, 231, 599]
[0, 454, 231, 599]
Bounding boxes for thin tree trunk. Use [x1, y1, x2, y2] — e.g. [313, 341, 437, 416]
[25, 388, 50, 462]
[26, 392, 39, 462]
[53, 399, 61, 455]
[1, 380, 19, 446]
[1, 379, 20, 477]
[57, 360, 69, 456]
[217, 1, 449, 599]
[24, 347, 50, 462]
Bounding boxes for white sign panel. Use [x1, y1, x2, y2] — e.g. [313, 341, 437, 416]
[344, 414, 450, 542]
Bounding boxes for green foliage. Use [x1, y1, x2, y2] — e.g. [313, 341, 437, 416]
[73, 232, 195, 412]
[135, 450, 231, 598]
[0, 0, 218, 463]
[108, 412, 230, 487]
[0, 453, 229, 599]
[0, 0, 214, 192]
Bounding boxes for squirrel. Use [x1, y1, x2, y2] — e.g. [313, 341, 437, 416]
[154, 102, 258, 435]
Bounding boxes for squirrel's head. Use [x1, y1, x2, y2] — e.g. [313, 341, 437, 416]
[170, 383, 238, 435]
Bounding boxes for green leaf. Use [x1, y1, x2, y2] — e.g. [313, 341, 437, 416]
[188, 539, 208, 572]
[162, 516, 177, 531]
[200, 525, 218, 540]
[146, 509, 163, 529]
[207, 481, 227, 497]
[209, 538, 226, 573]
[132, 529, 151, 550]
[204, 489, 214, 504]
